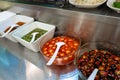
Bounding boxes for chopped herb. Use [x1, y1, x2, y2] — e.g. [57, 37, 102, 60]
[113, 2, 120, 8]
[22, 28, 47, 42]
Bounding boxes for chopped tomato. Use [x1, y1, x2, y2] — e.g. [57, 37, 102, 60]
[41, 36, 80, 65]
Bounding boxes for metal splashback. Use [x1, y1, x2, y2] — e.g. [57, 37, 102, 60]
[2, 1, 119, 43]
[0, 1, 120, 80]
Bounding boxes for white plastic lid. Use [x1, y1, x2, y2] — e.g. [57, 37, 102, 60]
[0, 11, 16, 22]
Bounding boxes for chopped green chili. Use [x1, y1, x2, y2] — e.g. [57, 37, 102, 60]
[22, 28, 47, 42]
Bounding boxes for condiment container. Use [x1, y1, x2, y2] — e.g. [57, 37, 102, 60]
[0, 11, 16, 22]
[12, 21, 55, 52]
[69, 0, 107, 8]
[40, 33, 81, 65]
[0, 14, 34, 42]
[107, 0, 120, 13]
[75, 41, 120, 80]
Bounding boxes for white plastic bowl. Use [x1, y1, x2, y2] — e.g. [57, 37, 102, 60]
[12, 21, 55, 52]
[107, 0, 120, 13]
[0, 15, 34, 42]
[69, 0, 107, 8]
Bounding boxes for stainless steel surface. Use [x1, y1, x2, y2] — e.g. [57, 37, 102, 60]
[0, 38, 79, 80]
[0, 1, 120, 80]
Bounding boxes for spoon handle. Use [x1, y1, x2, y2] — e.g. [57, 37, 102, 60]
[46, 45, 61, 65]
[30, 34, 36, 43]
[0, 24, 18, 38]
[87, 69, 98, 80]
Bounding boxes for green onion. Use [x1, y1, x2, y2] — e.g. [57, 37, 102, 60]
[113, 2, 120, 8]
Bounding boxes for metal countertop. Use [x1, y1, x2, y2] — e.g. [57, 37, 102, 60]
[0, 0, 120, 17]
[0, 1, 120, 80]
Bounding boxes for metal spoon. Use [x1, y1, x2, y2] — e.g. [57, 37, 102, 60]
[0, 24, 19, 38]
[87, 68, 98, 80]
[46, 42, 65, 66]
[30, 32, 39, 43]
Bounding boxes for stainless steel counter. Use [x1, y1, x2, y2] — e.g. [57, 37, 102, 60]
[0, 38, 79, 80]
[1, 0, 120, 17]
[0, 1, 120, 80]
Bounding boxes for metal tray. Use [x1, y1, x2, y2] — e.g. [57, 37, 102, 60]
[0, 1, 120, 80]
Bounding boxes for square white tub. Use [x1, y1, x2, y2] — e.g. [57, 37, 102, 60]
[0, 15, 34, 42]
[12, 21, 55, 52]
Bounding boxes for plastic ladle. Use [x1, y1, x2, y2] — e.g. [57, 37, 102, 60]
[30, 32, 39, 43]
[0, 24, 19, 38]
[46, 42, 65, 66]
[87, 68, 98, 80]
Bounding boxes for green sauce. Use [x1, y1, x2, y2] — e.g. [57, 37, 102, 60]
[113, 2, 120, 8]
[22, 28, 47, 42]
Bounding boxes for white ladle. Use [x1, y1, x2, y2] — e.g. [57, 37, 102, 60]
[30, 32, 39, 43]
[87, 68, 98, 80]
[46, 42, 65, 66]
[0, 24, 19, 38]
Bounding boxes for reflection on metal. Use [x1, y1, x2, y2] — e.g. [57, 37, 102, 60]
[59, 69, 79, 80]
[0, 46, 9, 66]
[0, 1, 120, 80]
[25, 60, 45, 80]
[0, 44, 45, 80]
[0, 46, 26, 80]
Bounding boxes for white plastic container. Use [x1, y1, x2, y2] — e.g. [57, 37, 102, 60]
[0, 11, 16, 22]
[0, 15, 34, 42]
[107, 0, 120, 13]
[12, 21, 55, 52]
[69, 0, 107, 8]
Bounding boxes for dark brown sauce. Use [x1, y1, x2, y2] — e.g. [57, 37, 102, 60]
[4, 22, 25, 33]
